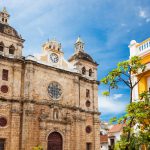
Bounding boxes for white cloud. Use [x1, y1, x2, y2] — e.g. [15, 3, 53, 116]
[139, 10, 147, 18]
[113, 94, 123, 99]
[121, 23, 126, 27]
[146, 18, 150, 23]
[138, 7, 150, 22]
[98, 94, 128, 115]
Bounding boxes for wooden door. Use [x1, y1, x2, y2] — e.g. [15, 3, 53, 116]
[47, 132, 63, 150]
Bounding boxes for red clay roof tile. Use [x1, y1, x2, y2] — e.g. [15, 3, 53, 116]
[108, 124, 125, 133]
[100, 135, 108, 143]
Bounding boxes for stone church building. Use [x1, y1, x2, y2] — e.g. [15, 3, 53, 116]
[0, 8, 100, 150]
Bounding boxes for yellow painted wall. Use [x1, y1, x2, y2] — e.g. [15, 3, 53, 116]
[138, 55, 150, 149]
[138, 71, 150, 94]
[137, 53, 150, 94]
[138, 76, 147, 94]
[141, 54, 150, 64]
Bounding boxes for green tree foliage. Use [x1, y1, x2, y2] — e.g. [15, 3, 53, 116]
[100, 56, 149, 150]
[109, 117, 117, 124]
[114, 99, 150, 150]
[33, 145, 43, 150]
[101, 56, 146, 103]
[102, 91, 110, 96]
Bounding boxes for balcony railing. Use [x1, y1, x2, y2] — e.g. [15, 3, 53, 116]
[136, 38, 150, 54]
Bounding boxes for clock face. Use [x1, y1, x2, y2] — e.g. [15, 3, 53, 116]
[50, 53, 59, 63]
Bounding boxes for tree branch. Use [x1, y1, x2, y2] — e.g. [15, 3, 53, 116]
[121, 71, 130, 78]
[118, 77, 131, 88]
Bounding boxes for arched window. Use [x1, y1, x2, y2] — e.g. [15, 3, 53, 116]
[86, 89, 90, 98]
[82, 67, 86, 75]
[53, 108, 59, 120]
[89, 69, 92, 77]
[9, 45, 15, 55]
[0, 42, 4, 52]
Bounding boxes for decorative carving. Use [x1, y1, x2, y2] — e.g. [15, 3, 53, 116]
[11, 103, 21, 114]
[0, 102, 9, 109]
[54, 127, 59, 131]
[39, 121, 47, 130]
[72, 114, 85, 122]
[47, 119, 71, 125]
[11, 109, 21, 114]
[63, 112, 72, 124]
[24, 103, 34, 115]
[53, 108, 59, 120]
[39, 109, 49, 121]
[25, 109, 34, 115]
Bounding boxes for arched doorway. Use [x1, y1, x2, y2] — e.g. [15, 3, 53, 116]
[47, 132, 63, 150]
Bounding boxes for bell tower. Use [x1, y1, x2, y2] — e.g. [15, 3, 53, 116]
[75, 36, 84, 53]
[0, 7, 24, 58]
[39, 39, 64, 66]
[0, 7, 10, 25]
[69, 37, 98, 80]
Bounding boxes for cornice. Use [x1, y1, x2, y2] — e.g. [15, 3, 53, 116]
[0, 97, 101, 115]
[0, 55, 99, 84]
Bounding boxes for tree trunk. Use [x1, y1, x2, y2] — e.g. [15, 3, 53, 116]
[130, 88, 133, 103]
[125, 89, 134, 150]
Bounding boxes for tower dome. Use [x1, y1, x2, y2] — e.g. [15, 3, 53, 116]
[0, 7, 24, 41]
[69, 37, 98, 65]
[0, 7, 24, 58]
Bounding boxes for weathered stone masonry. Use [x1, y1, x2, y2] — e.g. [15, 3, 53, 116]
[0, 8, 100, 150]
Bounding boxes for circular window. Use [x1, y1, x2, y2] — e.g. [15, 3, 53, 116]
[1, 85, 8, 93]
[0, 117, 7, 127]
[48, 82, 62, 100]
[86, 100, 91, 107]
[86, 126, 92, 134]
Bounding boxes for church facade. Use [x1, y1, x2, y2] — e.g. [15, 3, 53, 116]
[0, 8, 100, 150]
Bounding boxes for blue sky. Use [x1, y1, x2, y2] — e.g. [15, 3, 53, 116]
[1, 0, 150, 122]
